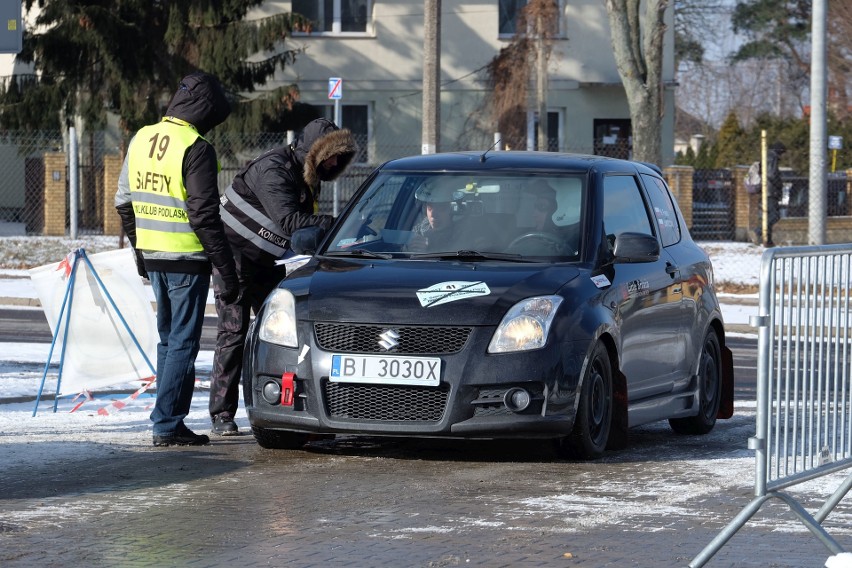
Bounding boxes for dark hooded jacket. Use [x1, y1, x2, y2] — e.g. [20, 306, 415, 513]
[115, 72, 237, 288]
[220, 118, 357, 265]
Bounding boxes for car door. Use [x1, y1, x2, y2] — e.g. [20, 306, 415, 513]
[602, 173, 685, 402]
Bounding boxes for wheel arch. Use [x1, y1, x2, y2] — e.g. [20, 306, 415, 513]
[709, 318, 735, 419]
[595, 332, 628, 449]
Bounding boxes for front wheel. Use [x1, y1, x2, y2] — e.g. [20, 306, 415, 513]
[251, 426, 309, 450]
[554, 342, 613, 460]
[669, 329, 722, 435]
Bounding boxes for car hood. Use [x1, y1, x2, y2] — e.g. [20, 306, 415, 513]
[287, 258, 581, 326]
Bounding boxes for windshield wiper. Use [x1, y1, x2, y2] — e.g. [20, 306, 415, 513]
[324, 248, 393, 259]
[410, 250, 534, 262]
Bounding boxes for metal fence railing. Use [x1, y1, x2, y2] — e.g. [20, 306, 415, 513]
[691, 244, 852, 567]
[0, 129, 847, 248]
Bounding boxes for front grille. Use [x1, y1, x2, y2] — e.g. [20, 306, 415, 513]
[323, 381, 449, 422]
[314, 323, 471, 354]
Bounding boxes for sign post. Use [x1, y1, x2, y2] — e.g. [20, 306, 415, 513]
[828, 135, 842, 173]
[328, 78, 343, 215]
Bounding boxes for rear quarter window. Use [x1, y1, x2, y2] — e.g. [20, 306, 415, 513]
[641, 174, 681, 247]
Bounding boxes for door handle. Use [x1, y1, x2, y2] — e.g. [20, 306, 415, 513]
[665, 263, 679, 278]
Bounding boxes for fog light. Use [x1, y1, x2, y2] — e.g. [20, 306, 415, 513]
[504, 387, 531, 412]
[262, 381, 281, 405]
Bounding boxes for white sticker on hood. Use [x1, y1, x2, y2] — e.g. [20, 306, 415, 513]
[417, 281, 491, 307]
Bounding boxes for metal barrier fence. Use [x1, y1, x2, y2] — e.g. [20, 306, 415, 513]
[691, 244, 852, 567]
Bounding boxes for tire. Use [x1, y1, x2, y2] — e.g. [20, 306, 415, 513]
[555, 342, 613, 460]
[251, 426, 309, 450]
[669, 329, 722, 435]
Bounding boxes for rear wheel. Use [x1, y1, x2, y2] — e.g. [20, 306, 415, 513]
[251, 426, 309, 450]
[555, 342, 613, 460]
[669, 329, 722, 435]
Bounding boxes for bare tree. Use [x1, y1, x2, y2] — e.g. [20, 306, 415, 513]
[484, 0, 559, 151]
[604, 0, 668, 165]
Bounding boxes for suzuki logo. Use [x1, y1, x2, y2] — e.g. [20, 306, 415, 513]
[378, 329, 400, 351]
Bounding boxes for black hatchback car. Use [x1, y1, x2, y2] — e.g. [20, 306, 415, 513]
[242, 151, 734, 459]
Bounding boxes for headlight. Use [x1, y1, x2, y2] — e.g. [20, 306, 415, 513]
[488, 296, 563, 353]
[258, 288, 298, 347]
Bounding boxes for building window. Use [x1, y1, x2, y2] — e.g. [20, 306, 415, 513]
[527, 110, 563, 152]
[594, 119, 632, 160]
[292, 0, 371, 34]
[317, 103, 370, 164]
[499, 0, 526, 36]
[499, 0, 562, 38]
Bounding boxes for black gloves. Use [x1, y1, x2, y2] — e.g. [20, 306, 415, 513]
[213, 270, 241, 305]
[133, 249, 149, 280]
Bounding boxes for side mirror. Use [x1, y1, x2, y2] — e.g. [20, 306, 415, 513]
[612, 232, 660, 263]
[290, 226, 326, 255]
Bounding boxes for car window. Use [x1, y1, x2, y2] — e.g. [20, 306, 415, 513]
[324, 173, 587, 260]
[641, 174, 681, 247]
[602, 175, 654, 242]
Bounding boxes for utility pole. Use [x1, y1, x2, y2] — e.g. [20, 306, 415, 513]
[536, 10, 548, 151]
[808, 0, 827, 245]
[422, 0, 440, 155]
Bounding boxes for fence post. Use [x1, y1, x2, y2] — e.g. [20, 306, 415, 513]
[43, 152, 66, 236]
[69, 126, 79, 239]
[733, 165, 753, 242]
[102, 154, 123, 236]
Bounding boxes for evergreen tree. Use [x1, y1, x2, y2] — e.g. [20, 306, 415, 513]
[0, 1, 308, 135]
[714, 111, 746, 168]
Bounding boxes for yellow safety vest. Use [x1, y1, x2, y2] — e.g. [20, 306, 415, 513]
[128, 118, 204, 253]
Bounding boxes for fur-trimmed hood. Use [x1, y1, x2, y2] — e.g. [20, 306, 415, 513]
[293, 118, 357, 188]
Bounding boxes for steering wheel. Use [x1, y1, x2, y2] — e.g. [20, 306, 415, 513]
[507, 232, 564, 253]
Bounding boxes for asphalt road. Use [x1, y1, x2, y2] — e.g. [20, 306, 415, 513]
[0, 306, 220, 350]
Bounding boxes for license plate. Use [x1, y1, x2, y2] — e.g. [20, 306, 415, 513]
[330, 354, 441, 386]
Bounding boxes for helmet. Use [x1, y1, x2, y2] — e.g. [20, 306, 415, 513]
[414, 180, 462, 203]
[770, 141, 786, 154]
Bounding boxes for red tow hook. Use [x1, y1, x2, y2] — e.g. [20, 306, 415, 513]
[281, 372, 296, 407]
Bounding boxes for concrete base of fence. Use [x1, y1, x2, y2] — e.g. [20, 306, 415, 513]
[0, 222, 26, 236]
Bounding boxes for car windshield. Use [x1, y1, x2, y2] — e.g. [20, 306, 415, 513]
[324, 172, 586, 260]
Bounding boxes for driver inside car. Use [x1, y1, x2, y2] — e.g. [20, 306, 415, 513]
[510, 180, 577, 256]
[407, 183, 461, 252]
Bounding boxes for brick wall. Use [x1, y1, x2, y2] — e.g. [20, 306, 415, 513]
[42, 153, 66, 236]
[663, 166, 693, 229]
[102, 154, 122, 236]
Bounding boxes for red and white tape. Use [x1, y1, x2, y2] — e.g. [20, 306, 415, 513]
[95, 377, 156, 415]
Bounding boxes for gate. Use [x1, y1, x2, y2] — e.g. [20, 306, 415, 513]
[691, 244, 852, 566]
[691, 169, 735, 240]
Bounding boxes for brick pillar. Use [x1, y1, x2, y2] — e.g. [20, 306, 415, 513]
[43, 152, 66, 236]
[732, 165, 756, 242]
[102, 154, 123, 236]
[663, 166, 693, 230]
[846, 168, 852, 217]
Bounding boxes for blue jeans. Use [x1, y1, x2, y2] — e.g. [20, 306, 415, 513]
[148, 271, 210, 436]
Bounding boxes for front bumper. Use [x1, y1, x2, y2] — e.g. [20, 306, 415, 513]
[243, 321, 588, 439]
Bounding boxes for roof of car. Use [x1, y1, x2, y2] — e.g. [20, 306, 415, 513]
[377, 151, 661, 176]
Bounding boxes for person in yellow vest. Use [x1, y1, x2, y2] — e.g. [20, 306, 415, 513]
[115, 71, 239, 447]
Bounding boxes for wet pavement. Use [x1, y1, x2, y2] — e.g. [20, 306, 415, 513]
[1, 404, 850, 568]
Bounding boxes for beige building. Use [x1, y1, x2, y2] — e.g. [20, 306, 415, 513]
[251, 0, 676, 166]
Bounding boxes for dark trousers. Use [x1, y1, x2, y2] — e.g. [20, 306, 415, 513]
[755, 196, 781, 244]
[209, 256, 288, 419]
